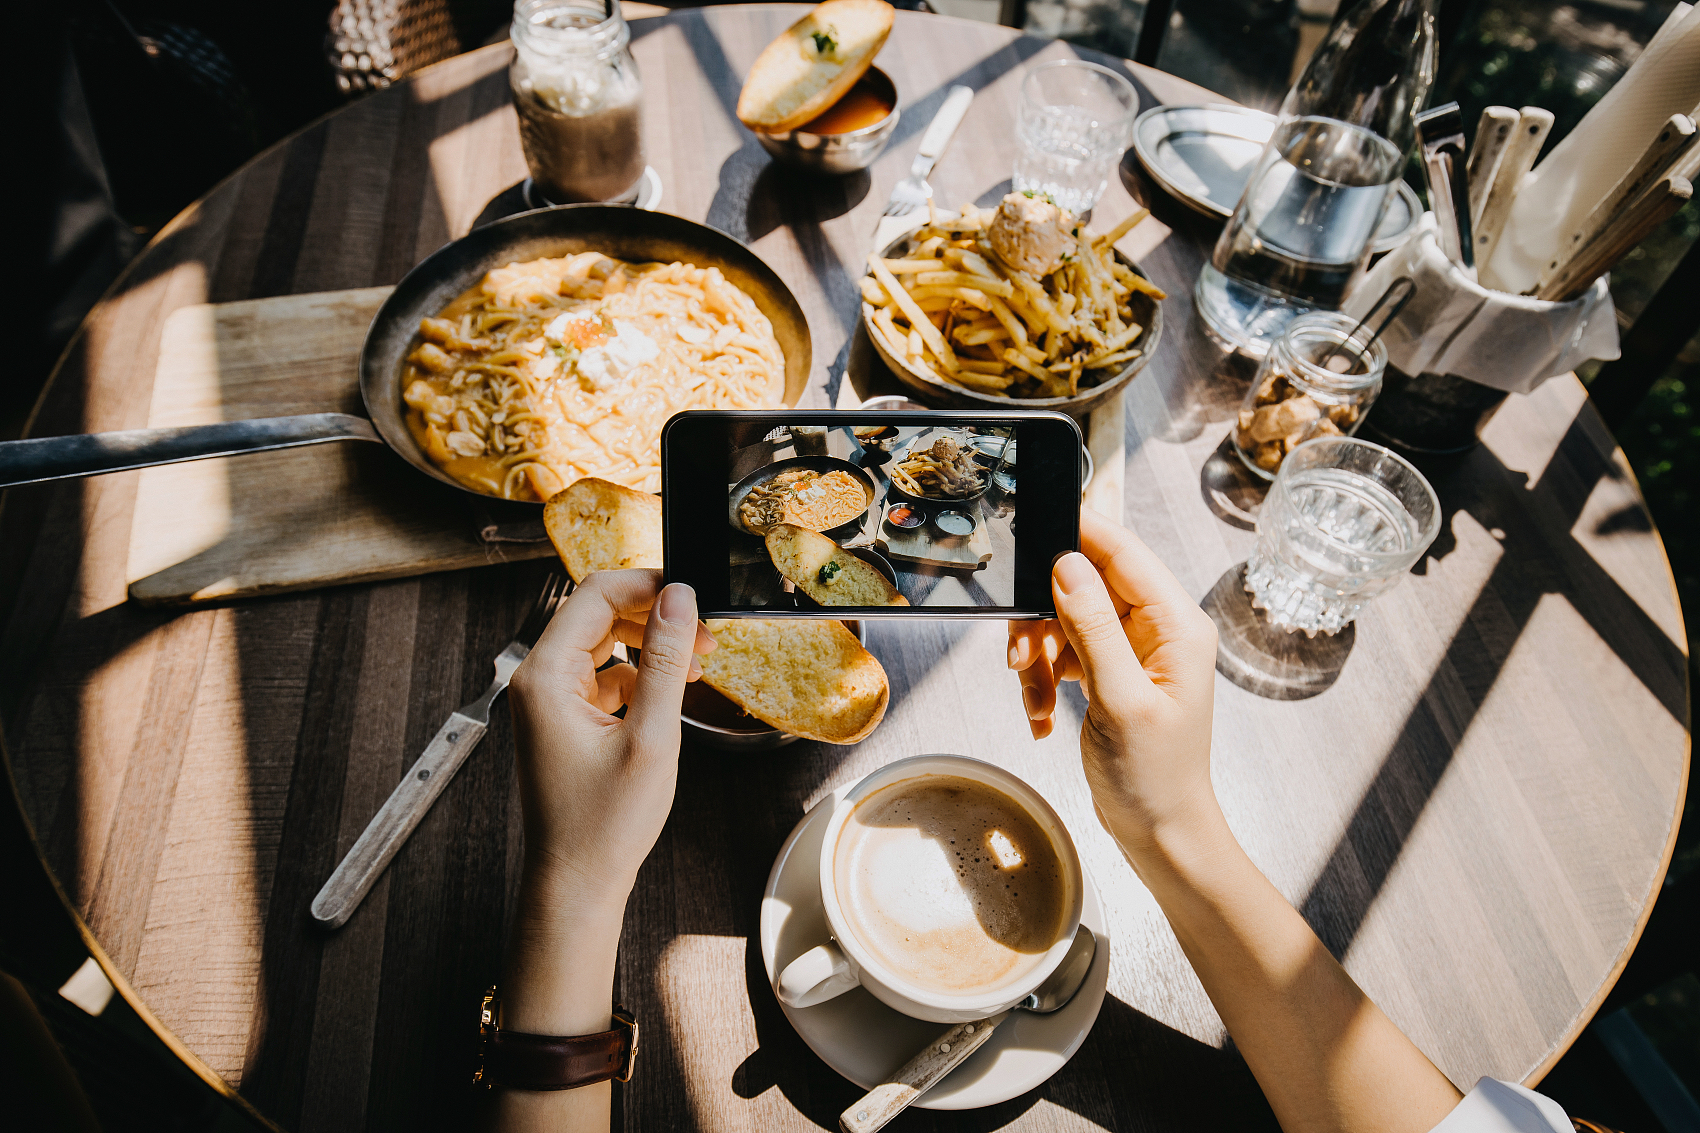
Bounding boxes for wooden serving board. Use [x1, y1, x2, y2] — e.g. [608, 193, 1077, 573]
[125, 288, 553, 607]
[874, 500, 995, 569]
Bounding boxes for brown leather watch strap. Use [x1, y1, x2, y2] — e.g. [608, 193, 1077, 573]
[476, 992, 638, 1091]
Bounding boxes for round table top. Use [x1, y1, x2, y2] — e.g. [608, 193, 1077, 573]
[2, 6, 1689, 1131]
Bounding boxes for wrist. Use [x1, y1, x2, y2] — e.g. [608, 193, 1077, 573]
[1104, 790, 1234, 878]
[500, 860, 631, 1036]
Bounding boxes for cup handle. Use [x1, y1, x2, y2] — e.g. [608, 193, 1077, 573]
[777, 942, 859, 1008]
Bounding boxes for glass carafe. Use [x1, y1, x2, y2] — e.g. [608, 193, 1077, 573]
[510, 0, 645, 204]
[1195, 0, 1436, 357]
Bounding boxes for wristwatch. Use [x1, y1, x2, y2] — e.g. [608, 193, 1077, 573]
[474, 986, 639, 1090]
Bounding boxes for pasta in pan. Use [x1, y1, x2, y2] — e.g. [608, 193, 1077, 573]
[402, 252, 785, 500]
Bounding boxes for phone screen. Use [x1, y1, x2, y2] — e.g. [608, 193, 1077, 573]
[661, 410, 1082, 618]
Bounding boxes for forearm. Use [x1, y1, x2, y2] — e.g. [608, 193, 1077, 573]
[487, 864, 629, 1133]
[1118, 805, 1462, 1133]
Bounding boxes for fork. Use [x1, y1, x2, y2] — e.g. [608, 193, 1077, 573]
[311, 570, 570, 929]
[880, 85, 976, 220]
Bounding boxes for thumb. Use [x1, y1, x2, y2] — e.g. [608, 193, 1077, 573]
[627, 583, 698, 757]
[1052, 553, 1151, 706]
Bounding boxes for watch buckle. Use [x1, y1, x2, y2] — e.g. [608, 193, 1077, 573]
[613, 1006, 639, 1083]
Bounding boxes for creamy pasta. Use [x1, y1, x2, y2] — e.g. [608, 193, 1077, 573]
[402, 252, 785, 500]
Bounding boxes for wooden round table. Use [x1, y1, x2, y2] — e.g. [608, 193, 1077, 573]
[2, 6, 1688, 1131]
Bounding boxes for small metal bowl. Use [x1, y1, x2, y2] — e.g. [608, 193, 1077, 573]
[931, 508, 979, 539]
[674, 620, 869, 750]
[754, 67, 901, 175]
[885, 502, 925, 530]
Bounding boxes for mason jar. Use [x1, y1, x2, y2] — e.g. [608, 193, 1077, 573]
[1233, 311, 1387, 480]
[509, 0, 645, 204]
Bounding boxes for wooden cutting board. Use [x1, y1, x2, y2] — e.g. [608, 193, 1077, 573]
[125, 288, 553, 607]
[874, 501, 996, 569]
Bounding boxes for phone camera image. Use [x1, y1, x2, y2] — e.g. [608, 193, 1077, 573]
[729, 420, 1020, 609]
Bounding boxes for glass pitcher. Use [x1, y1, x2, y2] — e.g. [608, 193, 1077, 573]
[1195, 0, 1437, 357]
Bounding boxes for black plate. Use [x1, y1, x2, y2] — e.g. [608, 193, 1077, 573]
[360, 204, 813, 502]
[727, 456, 880, 536]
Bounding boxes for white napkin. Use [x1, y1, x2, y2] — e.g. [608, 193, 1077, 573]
[1483, 2, 1700, 293]
[1349, 215, 1618, 395]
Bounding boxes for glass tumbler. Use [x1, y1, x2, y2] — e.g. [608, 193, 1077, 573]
[1012, 61, 1138, 217]
[1234, 311, 1386, 480]
[1245, 437, 1439, 636]
[510, 0, 645, 204]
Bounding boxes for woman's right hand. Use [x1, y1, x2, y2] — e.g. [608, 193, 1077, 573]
[1009, 509, 1221, 854]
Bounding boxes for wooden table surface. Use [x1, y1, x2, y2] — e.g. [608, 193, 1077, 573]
[1, 7, 1690, 1132]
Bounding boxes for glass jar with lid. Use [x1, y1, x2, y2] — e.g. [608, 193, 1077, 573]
[1233, 311, 1387, 480]
[510, 0, 645, 204]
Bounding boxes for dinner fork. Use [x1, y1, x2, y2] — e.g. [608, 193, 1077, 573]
[311, 570, 570, 929]
[880, 85, 976, 221]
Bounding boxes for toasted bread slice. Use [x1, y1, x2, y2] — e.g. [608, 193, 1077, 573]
[766, 524, 908, 606]
[736, 0, 895, 133]
[543, 478, 663, 583]
[700, 619, 888, 743]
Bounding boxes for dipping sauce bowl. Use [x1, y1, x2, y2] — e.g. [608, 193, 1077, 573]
[754, 66, 900, 175]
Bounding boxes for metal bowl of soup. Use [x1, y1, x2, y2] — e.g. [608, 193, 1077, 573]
[754, 66, 901, 175]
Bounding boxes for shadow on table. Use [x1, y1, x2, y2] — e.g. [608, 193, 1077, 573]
[1203, 563, 1356, 701]
[734, 938, 1280, 1132]
[1289, 412, 1690, 958]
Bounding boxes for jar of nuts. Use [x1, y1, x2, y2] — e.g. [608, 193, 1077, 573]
[1233, 311, 1388, 480]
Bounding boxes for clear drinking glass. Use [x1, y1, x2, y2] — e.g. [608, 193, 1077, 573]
[1245, 436, 1439, 636]
[1234, 311, 1387, 480]
[1012, 61, 1138, 217]
[1195, 0, 1437, 356]
[509, 0, 645, 204]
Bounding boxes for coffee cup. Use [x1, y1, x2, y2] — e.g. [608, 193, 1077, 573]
[776, 754, 1084, 1024]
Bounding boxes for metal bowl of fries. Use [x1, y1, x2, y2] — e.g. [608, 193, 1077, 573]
[861, 202, 1165, 418]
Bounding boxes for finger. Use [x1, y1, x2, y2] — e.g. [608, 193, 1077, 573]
[1052, 552, 1152, 706]
[616, 618, 717, 656]
[1007, 620, 1053, 670]
[536, 570, 663, 668]
[626, 583, 700, 758]
[1019, 648, 1056, 725]
[1054, 643, 1083, 683]
[1078, 509, 1190, 614]
[593, 663, 639, 713]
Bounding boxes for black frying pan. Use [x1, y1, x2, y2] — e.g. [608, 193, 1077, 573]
[0, 206, 812, 497]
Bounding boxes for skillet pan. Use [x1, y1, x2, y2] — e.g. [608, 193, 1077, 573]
[0, 205, 812, 496]
[727, 456, 880, 537]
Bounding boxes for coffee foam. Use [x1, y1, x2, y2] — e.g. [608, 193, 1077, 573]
[833, 775, 1069, 995]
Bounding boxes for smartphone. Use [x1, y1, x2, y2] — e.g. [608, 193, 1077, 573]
[661, 410, 1082, 619]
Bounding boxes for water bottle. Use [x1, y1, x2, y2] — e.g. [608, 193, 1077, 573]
[1195, 0, 1437, 356]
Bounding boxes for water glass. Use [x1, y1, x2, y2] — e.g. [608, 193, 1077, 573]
[1245, 437, 1439, 636]
[1013, 61, 1138, 217]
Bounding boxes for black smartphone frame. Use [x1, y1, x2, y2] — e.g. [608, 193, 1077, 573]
[661, 409, 1082, 619]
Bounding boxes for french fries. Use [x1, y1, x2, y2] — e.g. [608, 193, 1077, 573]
[863, 199, 1161, 399]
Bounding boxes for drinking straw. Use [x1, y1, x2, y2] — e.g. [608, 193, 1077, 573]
[1321, 277, 1415, 373]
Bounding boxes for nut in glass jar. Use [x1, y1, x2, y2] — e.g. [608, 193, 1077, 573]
[1233, 311, 1388, 480]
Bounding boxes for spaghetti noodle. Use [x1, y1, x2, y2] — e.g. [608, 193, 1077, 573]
[402, 252, 785, 500]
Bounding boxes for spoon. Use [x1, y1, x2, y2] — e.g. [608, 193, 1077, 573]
[836, 925, 1098, 1133]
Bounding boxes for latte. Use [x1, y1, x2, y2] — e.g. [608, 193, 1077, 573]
[832, 774, 1071, 995]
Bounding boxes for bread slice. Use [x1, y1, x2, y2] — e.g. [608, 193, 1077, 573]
[543, 477, 663, 583]
[736, 0, 895, 133]
[700, 619, 889, 743]
[766, 524, 908, 606]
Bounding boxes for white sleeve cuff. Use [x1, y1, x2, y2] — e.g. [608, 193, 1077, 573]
[1429, 1078, 1573, 1133]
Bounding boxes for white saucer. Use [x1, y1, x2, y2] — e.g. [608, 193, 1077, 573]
[759, 787, 1110, 1110]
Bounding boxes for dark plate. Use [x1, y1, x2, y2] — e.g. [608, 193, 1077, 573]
[728, 455, 880, 536]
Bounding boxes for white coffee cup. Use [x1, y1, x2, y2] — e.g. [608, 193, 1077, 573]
[775, 754, 1084, 1024]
